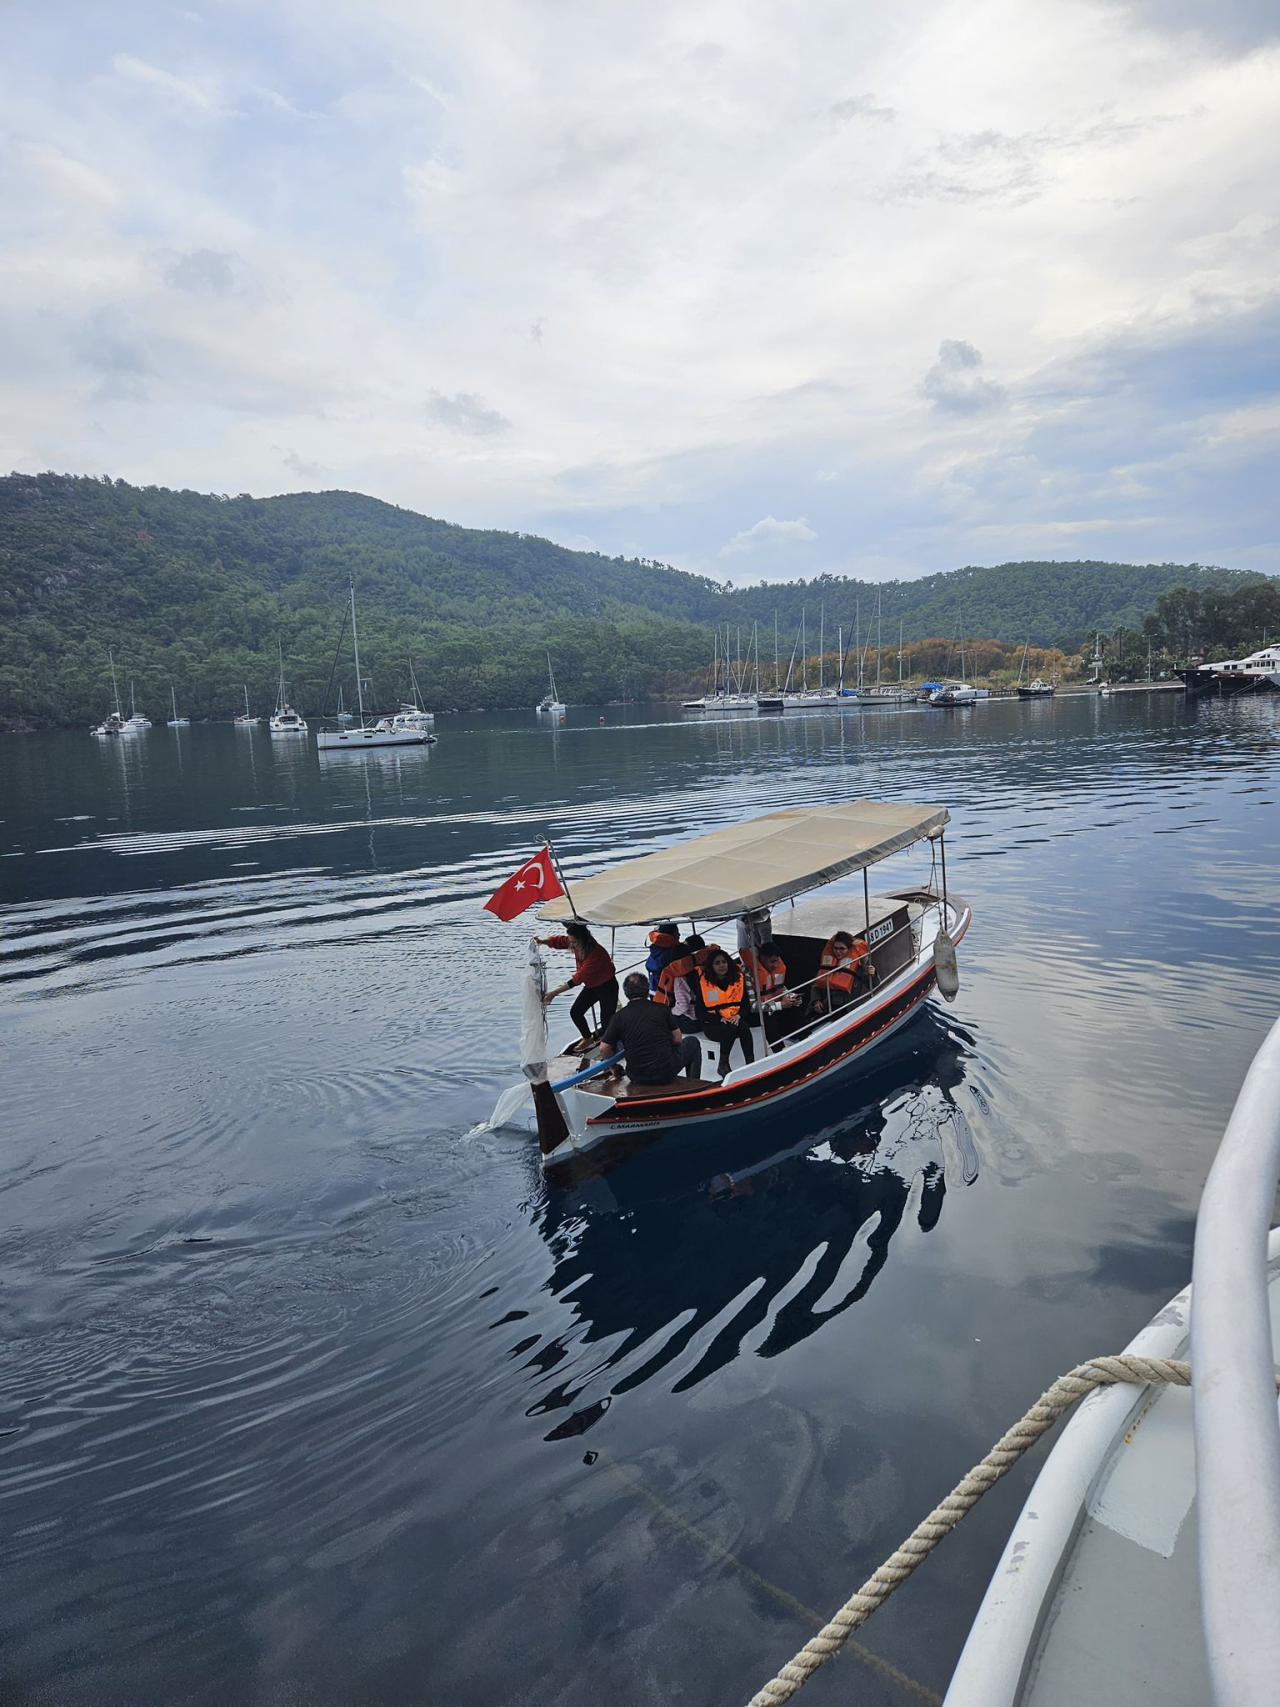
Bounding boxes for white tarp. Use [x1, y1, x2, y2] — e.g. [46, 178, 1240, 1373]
[473, 936, 548, 1134]
[540, 799, 949, 927]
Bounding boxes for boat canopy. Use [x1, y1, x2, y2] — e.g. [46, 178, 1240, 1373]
[540, 799, 948, 927]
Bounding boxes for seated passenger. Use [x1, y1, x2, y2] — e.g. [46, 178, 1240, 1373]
[645, 922, 683, 992]
[600, 972, 701, 1085]
[662, 934, 712, 1032]
[697, 949, 757, 1079]
[742, 939, 802, 1042]
[814, 930, 876, 1014]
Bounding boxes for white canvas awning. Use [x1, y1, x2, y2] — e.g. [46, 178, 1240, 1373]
[541, 800, 948, 927]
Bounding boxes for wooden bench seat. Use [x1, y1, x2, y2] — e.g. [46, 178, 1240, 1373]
[616, 1076, 719, 1098]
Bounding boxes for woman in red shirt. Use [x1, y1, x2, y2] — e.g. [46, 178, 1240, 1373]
[538, 921, 618, 1048]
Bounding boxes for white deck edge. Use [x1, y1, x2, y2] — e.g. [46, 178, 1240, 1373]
[1191, 1013, 1280, 1707]
[944, 1224, 1280, 1707]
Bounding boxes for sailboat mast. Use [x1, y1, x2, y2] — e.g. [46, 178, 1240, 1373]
[876, 592, 882, 688]
[350, 583, 366, 722]
[109, 648, 121, 717]
[819, 604, 825, 693]
[898, 620, 904, 684]
[774, 612, 780, 693]
[171, 683, 178, 719]
[838, 625, 843, 694]
[801, 607, 808, 691]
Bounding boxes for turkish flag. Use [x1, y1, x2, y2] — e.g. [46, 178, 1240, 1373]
[483, 845, 565, 920]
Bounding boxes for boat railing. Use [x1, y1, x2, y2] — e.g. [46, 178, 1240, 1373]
[755, 910, 931, 1053]
[1190, 1013, 1280, 1707]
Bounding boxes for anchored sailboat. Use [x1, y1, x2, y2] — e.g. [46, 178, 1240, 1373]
[317, 585, 436, 750]
[167, 684, 189, 727]
[536, 654, 567, 718]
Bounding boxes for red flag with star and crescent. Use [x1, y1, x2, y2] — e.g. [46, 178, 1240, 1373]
[483, 845, 565, 921]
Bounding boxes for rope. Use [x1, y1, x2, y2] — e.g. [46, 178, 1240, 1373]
[748, 1354, 1192, 1707]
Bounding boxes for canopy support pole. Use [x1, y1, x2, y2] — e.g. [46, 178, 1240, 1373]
[939, 831, 949, 916]
[546, 842, 580, 920]
[863, 867, 870, 934]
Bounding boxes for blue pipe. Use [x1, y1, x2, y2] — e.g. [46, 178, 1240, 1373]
[550, 1051, 624, 1092]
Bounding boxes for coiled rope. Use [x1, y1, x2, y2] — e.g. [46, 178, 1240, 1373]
[749, 1354, 1194, 1707]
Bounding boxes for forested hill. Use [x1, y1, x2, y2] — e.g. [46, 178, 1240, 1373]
[0, 472, 1267, 725]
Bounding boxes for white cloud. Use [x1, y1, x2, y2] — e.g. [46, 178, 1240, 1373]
[425, 390, 511, 435]
[110, 53, 223, 114]
[719, 516, 818, 557]
[0, 0, 1274, 579]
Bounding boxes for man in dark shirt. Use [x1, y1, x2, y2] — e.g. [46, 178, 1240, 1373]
[600, 973, 702, 1084]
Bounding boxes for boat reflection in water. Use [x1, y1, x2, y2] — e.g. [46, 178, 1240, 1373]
[520, 1015, 977, 1442]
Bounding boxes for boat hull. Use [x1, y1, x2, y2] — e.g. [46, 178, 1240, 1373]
[316, 728, 434, 749]
[539, 892, 970, 1174]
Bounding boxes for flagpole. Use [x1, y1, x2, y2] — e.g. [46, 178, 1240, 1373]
[545, 842, 581, 920]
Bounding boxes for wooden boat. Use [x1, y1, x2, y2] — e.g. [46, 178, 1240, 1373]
[1016, 679, 1055, 699]
[945, 1014, 1280, 1707]
[493, 800, 970, 1175]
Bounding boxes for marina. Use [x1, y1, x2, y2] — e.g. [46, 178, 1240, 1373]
[4, 691, 1279, 1705]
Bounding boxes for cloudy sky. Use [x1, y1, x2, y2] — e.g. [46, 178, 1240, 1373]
[3, 0, 1278, 583]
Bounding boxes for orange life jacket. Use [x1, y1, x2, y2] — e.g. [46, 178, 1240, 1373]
[742, 947, 786, 996]
[699, 968, 744, 1027]
[654, 943, 719, 1005]
[817, 935, 868, 997]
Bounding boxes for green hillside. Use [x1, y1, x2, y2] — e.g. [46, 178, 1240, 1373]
[0, 472, 1270, 726]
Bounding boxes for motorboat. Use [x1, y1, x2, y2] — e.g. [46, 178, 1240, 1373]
[1181, 644, 1280, 697]
[269, 640, 308, 734]
[945, 1013, 1280, 1707]
[487, 800, 970, 1176]
[233, 685, 260, 727]
[536, 653, 567, 718]
[930, 682, 979, 706]
[166, 685, 189, 727]
[1017, 679, 1055, 699]
[317, 584, 435, 751]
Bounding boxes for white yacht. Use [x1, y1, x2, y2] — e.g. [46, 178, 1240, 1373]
[122, 681, 151, 731]
[269, 642, 308, 735]
[234, 685, 260, 727]
[929, 681, 979, 706]
[392, 662, 435, 731]
[317, 585, 435, 751]
[1183, 643, 1280, 697]
[166, 685, 189, 727]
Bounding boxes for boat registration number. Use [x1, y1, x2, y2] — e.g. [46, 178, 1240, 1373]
[867, 917, 896, 946]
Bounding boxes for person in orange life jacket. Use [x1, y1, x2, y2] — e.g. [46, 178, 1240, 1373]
[742, 939, 803, 1042]
[538, 920, 619, 1045]
[654, 936, 718, 1029]
[698, 948, 756, 1079]
[809, 930, 874, 1018]
[645, 922, 682, 992]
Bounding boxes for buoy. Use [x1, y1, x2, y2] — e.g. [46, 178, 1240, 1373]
[933, 927, 960, 1002]
[599, 715, 605, 724]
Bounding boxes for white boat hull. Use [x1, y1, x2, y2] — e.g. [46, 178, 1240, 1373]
[316, 728, 434, 749]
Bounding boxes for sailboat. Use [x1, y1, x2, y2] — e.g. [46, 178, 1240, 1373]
[317, 585, 436, 750]
[234, 685, 260, 727]
[91, 648, 128, 736]
[122, 680, 151, 731]
[336, 685, 354, 724]
[269, 641, 307, 734]
[1017, 638, 1058, 696]
[167, 685, 189, 727]
[391, 660, 435, 732]
[536, 654, 567, 718]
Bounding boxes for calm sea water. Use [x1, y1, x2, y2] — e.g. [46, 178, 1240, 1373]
[2, 694, 1278, 1707]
